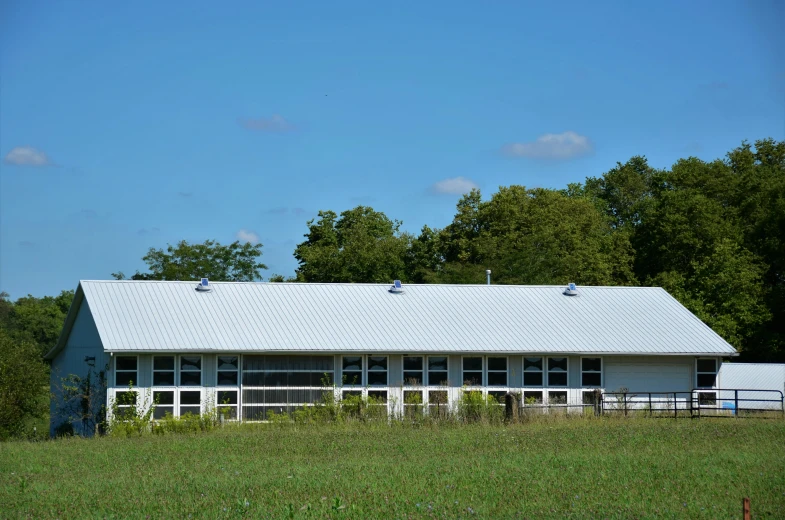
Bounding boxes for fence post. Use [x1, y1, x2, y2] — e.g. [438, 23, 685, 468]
[593, 389, 601, 416]
[648, 393, 652, 417]
[623, 392, 627, 416]
[743, 497, 750, 520]
[673, 393, 677, 419]
[504, 392, 518, 423]
[735, 390, 739, 418]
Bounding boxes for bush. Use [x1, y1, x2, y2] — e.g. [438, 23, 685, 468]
[0, 329, 49, 440]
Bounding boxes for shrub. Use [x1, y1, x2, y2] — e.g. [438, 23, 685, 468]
[0, 329, 48, 440]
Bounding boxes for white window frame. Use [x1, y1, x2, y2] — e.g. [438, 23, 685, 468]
[580, 357, 603, 388]
[111, 388, 139, 419]
[151, 389, 176, 419]
[367, 355, 389, 387]
[152, 355, 176, 387]
[522, 356, 544, 388]
[178, 388, 203, 417]
[546, 356, 569, 387]
[486, 356, 509, 388]
[179, 355, 203, 386]
[696, 358, 718, 389]
[426, 355, 449, 387]
[114, 355, 138, 387]
[341, 355, 364, 387]
[216, 355, 240, 387]
[461, 355, 484, 387]
[216, 388, 239, 420]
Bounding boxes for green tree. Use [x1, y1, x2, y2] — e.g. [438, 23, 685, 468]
[0, 329, 49, 440]
[0, 290, 73, 358]
[294, 206, 410, 283]
[114, 240, 267, 281]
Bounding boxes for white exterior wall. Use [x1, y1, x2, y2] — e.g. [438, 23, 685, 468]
[604, 356, 694, 393]
[49, 299, 108, 436]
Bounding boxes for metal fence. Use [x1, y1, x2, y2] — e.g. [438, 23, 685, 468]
[597, 389, 785, 418]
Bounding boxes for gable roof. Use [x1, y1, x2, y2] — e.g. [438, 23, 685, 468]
[47, 280, 737, 358]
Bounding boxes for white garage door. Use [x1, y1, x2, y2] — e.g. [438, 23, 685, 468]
[605, 363, 691, 393]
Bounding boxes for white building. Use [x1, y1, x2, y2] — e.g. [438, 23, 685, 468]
[46, 280, 745, 435]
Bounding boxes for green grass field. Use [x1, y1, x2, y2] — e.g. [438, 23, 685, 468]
[2, 418, 784, 519]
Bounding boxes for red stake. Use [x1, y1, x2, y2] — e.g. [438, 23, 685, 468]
[743, 497, 751, 520]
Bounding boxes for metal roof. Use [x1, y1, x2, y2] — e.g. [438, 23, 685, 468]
[50, 281, 738, 357]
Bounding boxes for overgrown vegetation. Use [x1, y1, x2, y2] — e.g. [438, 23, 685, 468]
[2, 418, 783, 518]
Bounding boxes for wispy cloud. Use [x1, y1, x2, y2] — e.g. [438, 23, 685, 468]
[236, 229, 260, 244]
[239, 114, 295, 132]
[430, 177, 479, 195]
[266, 207, 289, 215]
[4, 146, 53, 167]
[18, 240, 36, 249]
[178, 191, 193, 198]
[502, 131, 592, 160]
[137, 227, 161, 236]
[292, 207, 306, 216]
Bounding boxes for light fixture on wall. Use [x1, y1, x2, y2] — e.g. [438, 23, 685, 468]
[84, 356, 96, 367]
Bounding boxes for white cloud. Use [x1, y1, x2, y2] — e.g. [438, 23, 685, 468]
[236, 229, 260, 244]
[4, 146, 53, 166]
[239, 114, 295, 132]
[430, 176, 479, 195]
[502, 131, 592, 160]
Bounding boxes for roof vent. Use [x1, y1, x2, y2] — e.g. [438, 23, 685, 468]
[563, 282, 578, 296]
[389, 280, 404, 294]
[195, 278, 212, 292]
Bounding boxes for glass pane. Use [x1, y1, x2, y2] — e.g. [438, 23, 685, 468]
[428, 371, 449, 386]
[217, 356, 238, 371]
[368, 372, 387, 386]
[181, 356, 201, 371]
[548, 358, 567, 372]
[698, 392, 717, 406]
[523, 391, 543, 404]
[697, 373, 717, 388]
[582, 391, 599, 405]
[242, 372, 264, 386]
[242, 389, 264, 404]
[312, 372, 333, 386]
[343, 357, 362, 371]
[488, 357, 507, 371]
[264, 372, 287, 386]
[312, 356, 334, 371]
[342, 391, 361, 399]
[217, 390, 238, 405]
[549, 372, 567, 386]
[288, 372, 311, 386]
[116, 391, 137, 405]
[242, 406, 265, 421]
[463, 371, 482, 386]
[154, 357, 174, 370]
[582, 358, 601, 372]
[217, 372, 238, 386]
[368, 390, 387, 403]
[153, 406, 173, 420]
[488, 391, 506, 404]
[549, 391, 567, 404]
[265, 356, 289, 371]
[153, 391, 174, 405]
[179, 406, 200, 417]
[342, 370, 362, 386]
[180, 372, 201, 386]
[116, 357, 137, 371]
[288, 356, 310, 371]
[428, 357, 447, 371]
[404, 356, 423, 370]
[524, 357, 542, 371]
[403, 371, 423, 385]
[368, 356, 388, 371]
[697, 359, 716, 373]
[523, 373, 543, 387]
[220, 407, 238, 420]
[153, 372, 175, 386]
[428, 390, 448, 404]
[463, 357, 482, 371]
[180, 391, 201, 405]
[404, 391, 423, 404]
[116, 372, 136, 387]
[265, 389, 287, 403]
[488, 372, 507, 387]
[582, 373, 602, 387]
[243, 355, 264, 371]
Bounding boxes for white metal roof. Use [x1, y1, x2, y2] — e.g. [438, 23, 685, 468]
[50, 280, 738, 357]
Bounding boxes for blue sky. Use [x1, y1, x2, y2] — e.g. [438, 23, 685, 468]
[1, 1, 783, 298]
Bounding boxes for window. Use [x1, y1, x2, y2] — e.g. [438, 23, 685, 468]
[217, 356, 239, 386]
[179, 390, 201, 416]
[153, 391, 174, 419]
[548, 391, 567, 404]
[488, 390, 507, 404]
[487, 357, 507, 386]
[153, 356, 175, 386]
[403, 390, 424, 418]
[581, 358, 602, 387]
[217, 390, 238, 419]
[547, 357, 568, 387]
[115, 356, 137, 386]
[427, 357, 448, 386]
[523, 357, 543, 387]
[114, 391, 137, 418]
[180, 356, 202, 386]
[697, 391, 717, 406]
[428, 390, 449, 417]
[582, 390, 601, 405]
[523, 390, 543, 404]
[342, 356, 363, 386]
[367, 356, 388, 386]
[462, 357, 482, 386]
[696, 359, 717, 388]
[368, 390, 388, 405]
[403, 356, 424, 385]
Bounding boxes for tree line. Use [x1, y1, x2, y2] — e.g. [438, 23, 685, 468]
[1, 137, 782, 438]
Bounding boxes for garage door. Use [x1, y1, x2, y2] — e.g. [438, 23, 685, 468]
[604, 363, 691, 393]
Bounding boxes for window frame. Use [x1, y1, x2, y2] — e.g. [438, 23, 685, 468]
[179, 388, 202, 417]
[461, 356, 484, 387]
[367, 355, 388, 387]
[341, 355, 364, 387]
[695, 358, 718, 389]
[523, 356, 544, 388]
[403, 355, 425, 386]
[580, 357, 603, 388]
[216, 355, 240, 387]
[179, 355, 202, 386]
[486, 356, 509, 387]
[152, 355, 176, 387]
[426, 356, 449, 387]
[114, 355, 138, 387]
[546, 356, 569, 387]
